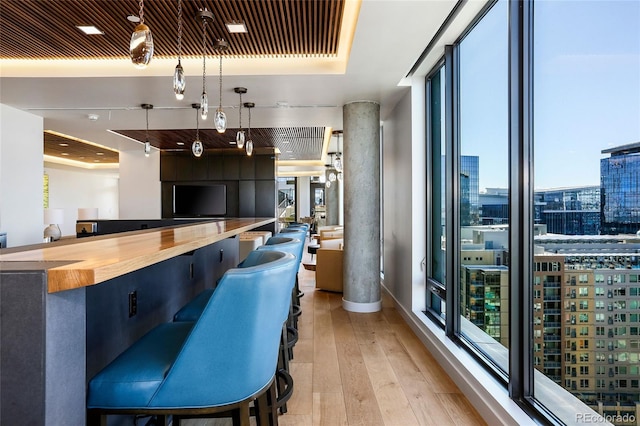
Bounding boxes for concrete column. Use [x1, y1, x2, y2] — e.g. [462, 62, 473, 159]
[342, 101, 381, 312]
[325, 168, 340, 226]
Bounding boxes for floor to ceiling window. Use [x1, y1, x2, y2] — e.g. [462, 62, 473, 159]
[532, 1, 640, 423]
[424, 0, 640, 423]
[457, 0, 509, 374]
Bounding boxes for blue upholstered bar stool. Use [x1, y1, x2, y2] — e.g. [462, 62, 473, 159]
[257, 237, 304, 413]
[277, 228, 306, 326]
[87, 250, 297, 426]
[173, 241, 302, 415]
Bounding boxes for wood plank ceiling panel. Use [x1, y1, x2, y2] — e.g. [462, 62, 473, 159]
[112, 126, 325, 160]
[0, 0, 344, 59]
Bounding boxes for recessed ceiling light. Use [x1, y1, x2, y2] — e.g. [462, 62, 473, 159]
[94, 160, 101, 162]
[59, 143, 69, 147]
[225, 21, 247, 33]
[96, 152, 104, 156]
[76, 25, 104, 35]
[61, 153, 69, 156]
[127, 14, 141, 23]
[177, 142, 185, 146]
[282, 140, 291, 144]
[286, 150, 293, 153]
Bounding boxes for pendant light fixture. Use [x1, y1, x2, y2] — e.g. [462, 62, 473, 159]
[213, 39, 229, 133]
[172, 0, 185, 100]
[141, 104, 153, 157]
[234, 87, 247, 149]
[191, 103, 203, 158]
[197, 9, 213, 120]
[243, 102, 254, 156]
[130, 0, 154, 68]
[333, 130, 343, 172]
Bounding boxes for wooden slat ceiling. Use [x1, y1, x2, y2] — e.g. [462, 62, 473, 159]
[44, 132, 119, 164]
[114, 126, 326, 161]
[2, 0, 343, 164]
[0, 0, 344, 59]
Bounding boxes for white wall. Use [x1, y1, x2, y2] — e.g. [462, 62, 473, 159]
[382, 88, 416, 303]
[44, 163, 119, 237]
[118, 149, 161, 219]
[0, 104, 44, 247]
[296, 176, 311, 218]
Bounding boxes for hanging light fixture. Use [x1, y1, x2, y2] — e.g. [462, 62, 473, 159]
[191, 103, 204, 158]
[197, 9, 213, 120]
[141, 104, 153, 157]
[213, 39, 229, 133]
[333, 130, 343, 172]
[234, 87, 247, 149]
[243, 102, 254, 156]
[172, 0, 185, 100]
[130, 0, 154, 68]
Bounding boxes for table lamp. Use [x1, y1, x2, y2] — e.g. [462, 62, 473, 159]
[44, 208, 64, 241]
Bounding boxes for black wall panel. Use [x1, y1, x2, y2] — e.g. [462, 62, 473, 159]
[160, 152, 276, 222]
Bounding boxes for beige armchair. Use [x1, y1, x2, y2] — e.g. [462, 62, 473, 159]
[315, 238, 343, 293]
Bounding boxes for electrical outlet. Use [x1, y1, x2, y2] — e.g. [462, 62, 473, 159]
[128, 291, 137, 317]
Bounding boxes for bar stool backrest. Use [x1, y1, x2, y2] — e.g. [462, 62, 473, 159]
[148, 251, 298, 408]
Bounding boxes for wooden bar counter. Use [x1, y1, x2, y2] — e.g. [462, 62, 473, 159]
[0, 217, 274, 293]
[0, 217, 274, 426]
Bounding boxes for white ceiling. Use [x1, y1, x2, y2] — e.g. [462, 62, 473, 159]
[0, 0, 458, 175]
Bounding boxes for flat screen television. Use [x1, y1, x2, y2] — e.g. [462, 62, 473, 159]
[173, 184, 227, 217]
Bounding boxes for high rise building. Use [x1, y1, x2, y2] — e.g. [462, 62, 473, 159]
[535, 186, 601, 235]
[461, 156, 480, 226]
[601, 142, 640, 235]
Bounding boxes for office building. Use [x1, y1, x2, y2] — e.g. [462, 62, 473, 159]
[601, 142, 640, 235]
[535, 186, 601, 236]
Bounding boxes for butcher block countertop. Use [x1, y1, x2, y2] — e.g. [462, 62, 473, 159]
[0, 218, 274, 293]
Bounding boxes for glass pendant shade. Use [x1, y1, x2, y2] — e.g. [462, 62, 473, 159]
[329, 171, 337, 182]
[245, 139, 253, 156]
[200, 93, 208, 120]
[236, 130, 245, 149]
[214, 108, 227, 133]
[325, 181, 331, 188]
[144, 141, 151, 157]
[334, 155, 343, 172]
[192, 139, 203, 157]
[130, 24, 154, 68]
[337, 172, 343, 181]
[173, 62, 185, 100]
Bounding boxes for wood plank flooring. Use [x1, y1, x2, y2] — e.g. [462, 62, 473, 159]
[183, 248, 486, 426]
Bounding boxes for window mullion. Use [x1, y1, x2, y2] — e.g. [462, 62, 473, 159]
[445, 44, 460, 337]
[508, 0, 534, 401]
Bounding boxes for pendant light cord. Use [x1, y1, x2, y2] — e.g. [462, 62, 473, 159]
[138, 0, 145, 25]
[239, 92, 243, 130]
[202, 18, 207, 94]
[195, 107, 200, 140]
[219, 51, 223, 109]
[176, 0, 182, 62]
[247, 106, 251, 139]
[145, 107, 150, 142]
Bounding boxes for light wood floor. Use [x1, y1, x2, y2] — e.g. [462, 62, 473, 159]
[185, 250, 487, 426]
